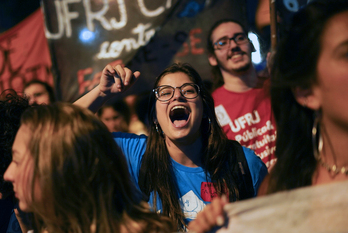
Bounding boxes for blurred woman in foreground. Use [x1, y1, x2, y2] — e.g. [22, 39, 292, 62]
[188, 0, 348, 232]
[4, 102, 174, 233]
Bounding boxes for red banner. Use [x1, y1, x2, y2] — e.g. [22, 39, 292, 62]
[0, 8, 53, 95]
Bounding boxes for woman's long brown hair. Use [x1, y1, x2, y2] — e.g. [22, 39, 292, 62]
[140, 63, 243, 230]
[21, 103, 174, 233]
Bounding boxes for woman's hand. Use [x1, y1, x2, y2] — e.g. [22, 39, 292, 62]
[74, 65, 140, 113]
[99, 64, 141, 97]
[188, 195, 228, 233]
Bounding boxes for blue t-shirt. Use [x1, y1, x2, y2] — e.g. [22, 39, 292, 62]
[113, 132, 267, 222]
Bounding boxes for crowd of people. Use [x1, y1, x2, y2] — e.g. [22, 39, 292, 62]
[0, 0, 347, 232]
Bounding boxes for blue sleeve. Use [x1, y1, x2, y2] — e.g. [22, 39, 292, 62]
[243, 146, 268, 196]
[112, 132, 147, 188]
[6, 211, 22, 233]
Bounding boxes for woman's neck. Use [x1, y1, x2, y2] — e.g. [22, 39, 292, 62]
[320, 120, 348, 167]
[313, 119, 348, 185]
[165, 136, 203, 167]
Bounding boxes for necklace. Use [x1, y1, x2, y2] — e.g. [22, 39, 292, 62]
[317, 157, 348, 176]
[312, 121, 348, 176]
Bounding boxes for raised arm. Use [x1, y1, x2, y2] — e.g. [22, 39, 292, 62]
[74, 64, 140, 113]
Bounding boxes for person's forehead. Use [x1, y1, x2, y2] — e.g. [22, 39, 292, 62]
[12, 125, 31, 157]
[158, 72, 194, 86]
[320, 11, 348, 49]
[101, 107, 119, 116]
[211, 22, 244, 40]
[24, 84, 47, 94]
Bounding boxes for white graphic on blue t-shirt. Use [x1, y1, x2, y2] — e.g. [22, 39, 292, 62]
[179, 190, 206, 219]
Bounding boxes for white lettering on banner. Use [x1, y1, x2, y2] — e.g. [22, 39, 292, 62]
[62, 0, 80, 38]
[45, 0, 80, 39]
[97, 23, 155, 59]
[137, 0, 172, 17]
[229, 110, 261, 133]
[45, 0, 170, 39]
[44, 1, 65, 39]
[83, 0, 127, 31]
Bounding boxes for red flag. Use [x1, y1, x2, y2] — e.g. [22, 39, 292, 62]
[0, 8, 53, 95]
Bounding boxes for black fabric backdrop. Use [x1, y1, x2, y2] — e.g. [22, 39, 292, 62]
[42, 0, 248, 102]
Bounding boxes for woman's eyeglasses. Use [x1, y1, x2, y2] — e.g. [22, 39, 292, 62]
[153, 83, 200, 102]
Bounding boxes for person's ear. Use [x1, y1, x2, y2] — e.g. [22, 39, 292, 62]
[292, 86, 321, 110]
[208, 53, 218, 66]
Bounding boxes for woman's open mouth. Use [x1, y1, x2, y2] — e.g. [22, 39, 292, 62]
[170, 105, 190, 128]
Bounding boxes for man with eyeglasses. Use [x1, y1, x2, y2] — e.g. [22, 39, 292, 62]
[206, 19, 276, 170]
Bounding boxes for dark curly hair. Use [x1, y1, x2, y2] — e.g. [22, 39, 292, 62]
[0, 90, 30, 194]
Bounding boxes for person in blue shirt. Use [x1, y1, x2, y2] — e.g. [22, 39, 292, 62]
[75, 62, 267, 230]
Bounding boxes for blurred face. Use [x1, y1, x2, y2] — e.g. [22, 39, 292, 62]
[209, 22, 252, 74]
[4, 125, 38, 211]
[99, 106, 127, 132]
[313, 11, 348, 130]
[155, 72, 203, 145]
[24, 83, 51, 105]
